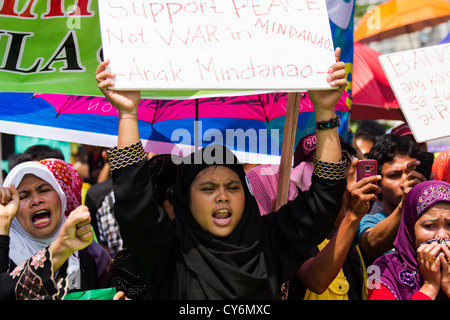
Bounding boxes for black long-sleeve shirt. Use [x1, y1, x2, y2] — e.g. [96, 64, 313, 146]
[110, 146, 347, 300]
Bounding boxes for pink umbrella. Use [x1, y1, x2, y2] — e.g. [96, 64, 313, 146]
[34, 92, 349, 125]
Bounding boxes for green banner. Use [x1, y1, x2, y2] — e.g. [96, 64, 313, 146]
[0, 0, 103, 96]
[63, 287, 117, 300]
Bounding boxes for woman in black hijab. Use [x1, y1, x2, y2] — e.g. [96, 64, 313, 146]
[96, 49, 348, 299]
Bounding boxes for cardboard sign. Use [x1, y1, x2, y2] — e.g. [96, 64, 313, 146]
[379, 44, 450, 143]
[98, 0, 336, 93]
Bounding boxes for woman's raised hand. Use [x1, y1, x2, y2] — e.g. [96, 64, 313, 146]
[95, 60, 141, 114]
[308, 47, 347, 113]
[49, 205, 93, 272]
[0, 185, 19, 235]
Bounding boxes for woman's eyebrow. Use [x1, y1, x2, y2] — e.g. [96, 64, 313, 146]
[421, 217, 439, 222]
[19, 182, 51, 192]
[18, 189, 29, 196]
[36, 182, 52, 189]
[198, 181, 217, 186]
[198, 180, 241, 186]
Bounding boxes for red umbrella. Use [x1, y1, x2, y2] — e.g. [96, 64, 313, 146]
[351, 42, 404, 120]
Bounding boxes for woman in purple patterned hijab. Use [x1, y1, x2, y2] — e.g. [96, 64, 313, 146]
[368, 180, 450, 300]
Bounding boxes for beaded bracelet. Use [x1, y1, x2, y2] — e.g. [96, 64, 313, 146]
[316, 115, 340, 130]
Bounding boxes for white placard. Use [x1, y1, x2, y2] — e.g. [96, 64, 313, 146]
[379, 44, 450, 143]
[98, 0, 336, 93]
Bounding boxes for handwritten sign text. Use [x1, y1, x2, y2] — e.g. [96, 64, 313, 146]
[379, 44, 450, 142]
[98, 0, 336, 93]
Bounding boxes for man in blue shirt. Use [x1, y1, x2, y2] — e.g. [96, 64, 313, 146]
[356, 133, 425, 265]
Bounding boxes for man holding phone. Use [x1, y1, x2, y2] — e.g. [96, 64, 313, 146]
[356, 133, 427, 265]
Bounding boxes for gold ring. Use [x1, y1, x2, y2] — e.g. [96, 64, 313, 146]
[428, 257, 435, 263]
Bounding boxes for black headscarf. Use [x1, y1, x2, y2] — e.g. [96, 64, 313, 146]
[148, 154, 177, 206]
[172, 145, 268, 299]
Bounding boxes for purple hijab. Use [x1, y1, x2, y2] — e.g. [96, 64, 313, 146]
[372, 180, 450, 300]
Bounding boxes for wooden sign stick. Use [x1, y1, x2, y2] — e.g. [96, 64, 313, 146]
[275, 92, 302, 209]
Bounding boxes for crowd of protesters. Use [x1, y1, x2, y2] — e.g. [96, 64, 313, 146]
[0, 50, 449, 300]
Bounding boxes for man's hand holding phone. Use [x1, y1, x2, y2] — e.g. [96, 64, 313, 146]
[346, 159, 381, 218]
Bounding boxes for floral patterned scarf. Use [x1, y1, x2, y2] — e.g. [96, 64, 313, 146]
[39, 159, 82, 216]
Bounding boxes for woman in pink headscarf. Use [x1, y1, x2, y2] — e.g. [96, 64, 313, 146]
[0, 159, 109, 300]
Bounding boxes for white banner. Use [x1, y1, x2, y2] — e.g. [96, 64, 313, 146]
[379, 44, 450, 143]
[98, 0, 336, 92]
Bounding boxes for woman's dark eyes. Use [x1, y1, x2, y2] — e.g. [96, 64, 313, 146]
[201, 185, 241, 192]
[19, 193, 28, 200]
[19, 188, 51, 199]
[423, 223, 434, 230]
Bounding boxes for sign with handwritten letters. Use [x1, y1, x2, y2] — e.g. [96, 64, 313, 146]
[98, 0, 336, 92]
[379, 44, 450, 143]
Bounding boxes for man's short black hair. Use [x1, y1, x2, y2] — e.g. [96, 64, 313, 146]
[355, 120, 386, 144]
[9, 144, 65, 171]
[367, 133, 421, 174]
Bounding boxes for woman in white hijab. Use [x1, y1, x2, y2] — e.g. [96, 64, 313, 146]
[0, 159, 96, 300]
